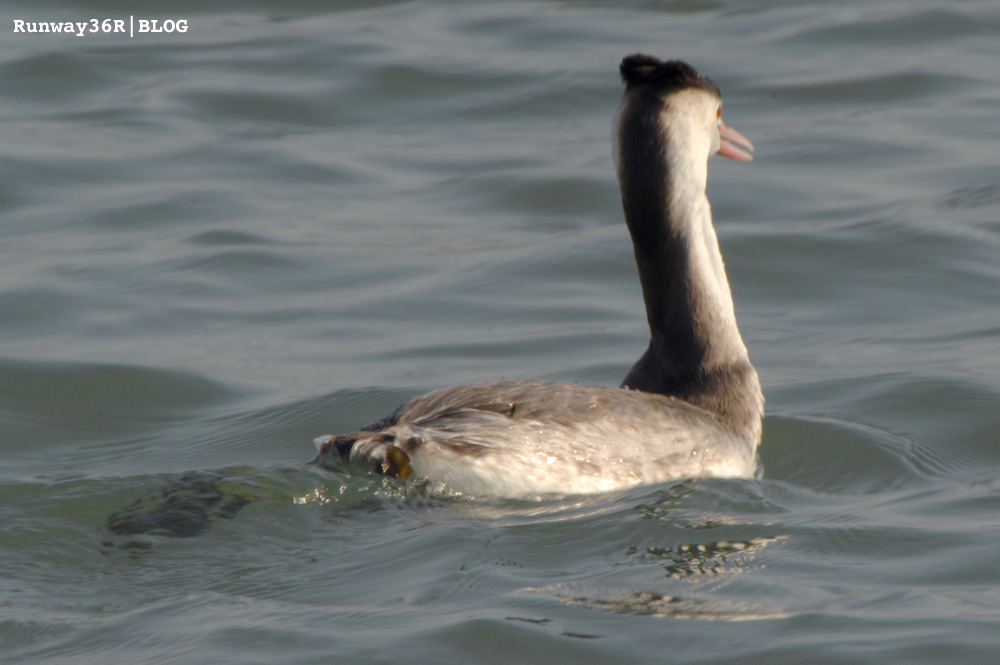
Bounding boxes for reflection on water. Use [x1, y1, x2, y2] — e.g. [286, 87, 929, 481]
[543, 532, 788, 621]
[634, 535, 785, 581]
[545, 536, 791, 621]
[562, 587, 793, 621]
[499, 483, 795, 621]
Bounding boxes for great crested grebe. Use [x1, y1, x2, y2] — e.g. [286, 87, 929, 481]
[313, 55, 763, 497]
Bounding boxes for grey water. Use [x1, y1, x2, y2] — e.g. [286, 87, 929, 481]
[2, 0, 1000, 663]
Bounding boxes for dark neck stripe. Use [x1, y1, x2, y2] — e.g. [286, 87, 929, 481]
[618, 87, 703, 374]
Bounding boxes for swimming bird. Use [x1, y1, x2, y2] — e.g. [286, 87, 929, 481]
[313, 55, 763, 497]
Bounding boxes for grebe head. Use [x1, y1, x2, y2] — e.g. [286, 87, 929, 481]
[618, 55, 754, 164]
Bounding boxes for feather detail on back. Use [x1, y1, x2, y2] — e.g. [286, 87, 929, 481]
[314, 380, 755, 496]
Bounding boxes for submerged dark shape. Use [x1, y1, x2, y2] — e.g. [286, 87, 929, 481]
[105, 470, 251, 539]
[313, 55, 763, 497]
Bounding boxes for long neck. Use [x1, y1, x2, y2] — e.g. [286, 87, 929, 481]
[615, 91, 763, 443]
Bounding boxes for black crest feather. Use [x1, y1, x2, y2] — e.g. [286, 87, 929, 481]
[619, 54, 720, 97]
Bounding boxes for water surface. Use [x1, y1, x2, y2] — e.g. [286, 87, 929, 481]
[2, 1, 1000, 663]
